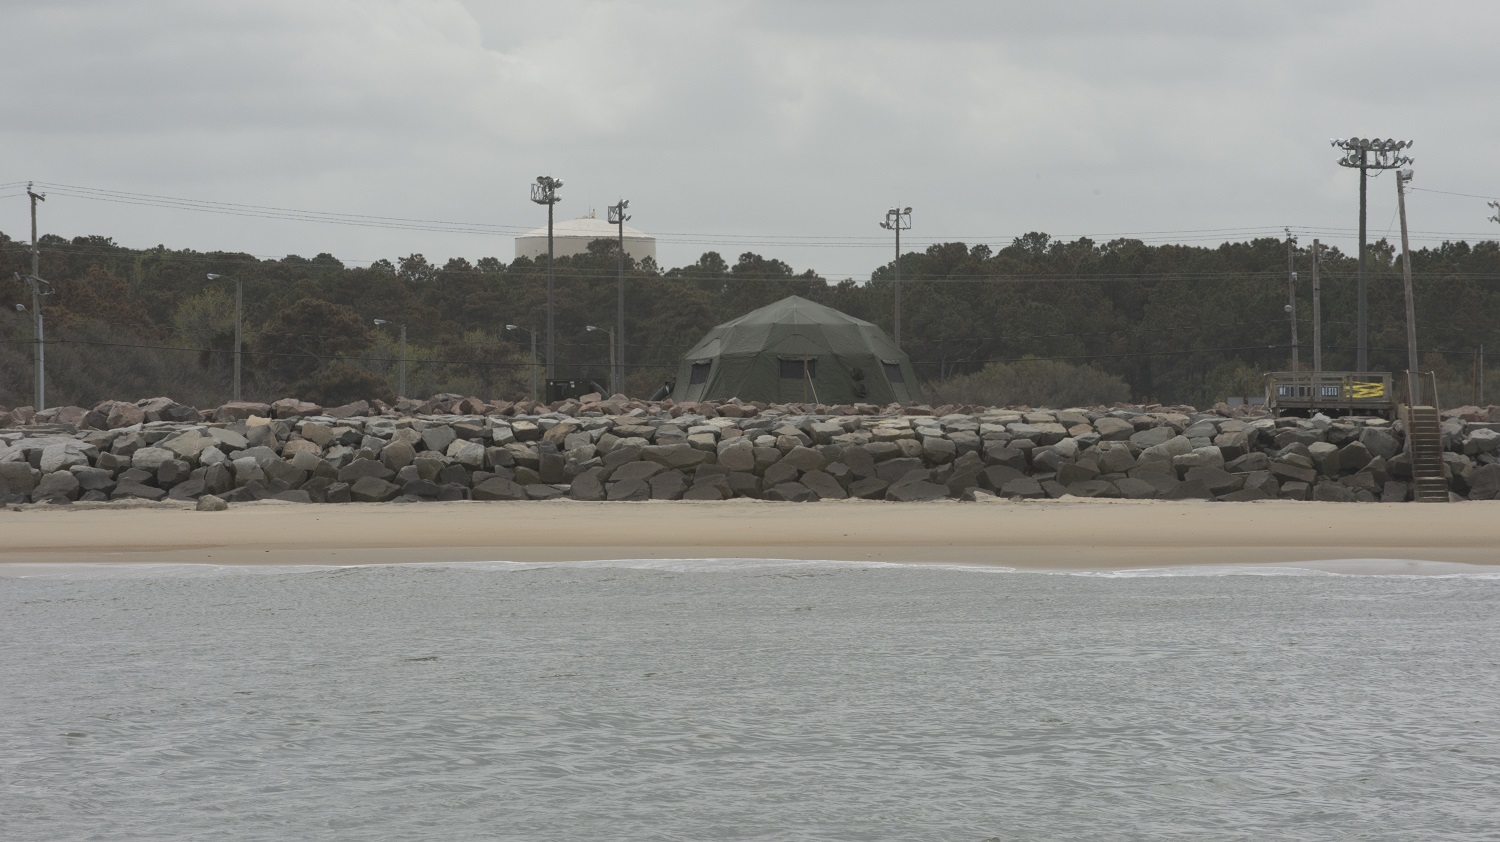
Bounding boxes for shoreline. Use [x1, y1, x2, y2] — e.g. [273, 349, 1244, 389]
[3, 499, 1497, 570]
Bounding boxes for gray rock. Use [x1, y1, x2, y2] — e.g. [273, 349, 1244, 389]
[196, 494, 229, 512]
[447, 439, 486, 469]
[0, 461, 39, 494]
[1467, 463, 1500, 501]
[848, 476, 888, 499]
[1129, 426, 1176, 449]
[1226, 452, 1271, 473]
[1279, 480, 1312, 500]
[32, 470, 80, 502]
[41, 442, 93, 474]
[765, 482, 816, 502]
[606, 478, 652, 501]
[610, 461, 665, 484]
[800, 470, 848, 500]
[420, 426, 457, 453]
[1184, 466, 1242, 495]
[469, 476, 524, 501]
[1000, 476, 1045, 499]
[1140, 435, 1193, 463]
[648, 470, 689, 500]
[1093, 416, 1135, 440]
[1269, 460, 1317, 485]
[1113, 477, 1158, 499]
[380, 439, 417, 471]
[1065, 479, 1120, 498]
[717, 438, 756, 472]
[1313, 481, 1357, 502]
[337, 458, 395, 483]
[780, 445, 827, 472]
[642, 443, 711, 470]
[350, 476, 401, 502]
[112, 479, 166, 501]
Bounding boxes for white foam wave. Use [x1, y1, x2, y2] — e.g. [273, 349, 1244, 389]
[3, 556, 1497, 580]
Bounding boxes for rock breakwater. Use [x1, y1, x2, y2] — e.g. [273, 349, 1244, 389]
[2, 395, 1499, 505]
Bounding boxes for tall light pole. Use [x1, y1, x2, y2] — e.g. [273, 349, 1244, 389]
[12, 282, 50, 410]
[1311, 239, 1323, 374]
[1396, 169, 1420, 404]
[26, 183, 46, 409]
[506, 324, 538, 403]
[608, 198, 630, 396]
[207, 273, 243, 401]
[1331, 138, 1412, 371]
[373, 319, 406, 398]
[1285, 228, 1299, 373]
[531, 176, 563, 381]
[585, 325, 616, 395]
[880, 206, 912, 345]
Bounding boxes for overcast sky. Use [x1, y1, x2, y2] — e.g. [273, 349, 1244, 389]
[4, 0, 1498, 278]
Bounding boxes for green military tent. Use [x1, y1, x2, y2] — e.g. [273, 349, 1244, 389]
[672, 296, 921, 404]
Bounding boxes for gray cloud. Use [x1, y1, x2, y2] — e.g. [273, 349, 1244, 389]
[3, 0, 1497, 276]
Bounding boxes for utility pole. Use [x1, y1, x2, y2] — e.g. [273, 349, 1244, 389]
[1396, 168, 1420, 404]
[27, 183, 47, 410]
[1285, 228, 1298, 373]
[880, 206, 912, 345]
[1332, 138, 1412, 371]
[207, 273, 243, 401]
[1311, 239, 1322, 373]
[608, 198, 630, 396]
[531, 176, 563, 383]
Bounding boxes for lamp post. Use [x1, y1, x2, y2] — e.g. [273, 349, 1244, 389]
[585, 325, 616, 395]
[373, 319, 407, 398]
[1396, 169, 1420, 404]
[25, 183, 49, 409]
[207, 272, 243, 401]
[880, 206, 912, 345]
[506, 324, 538, 403]
[531, 176, 563, 380]
[12, 288, 49, 410]
[1331, 138, 1412, 371]
[608, 198, 630, 396]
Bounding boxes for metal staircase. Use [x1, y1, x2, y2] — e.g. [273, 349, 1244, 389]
[1403, 371, 1448, 503]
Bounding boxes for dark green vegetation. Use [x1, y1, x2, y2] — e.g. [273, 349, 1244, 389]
[2, 231, 1497, 409]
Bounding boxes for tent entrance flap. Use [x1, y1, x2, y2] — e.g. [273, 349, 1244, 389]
[779, 357, 818, 404]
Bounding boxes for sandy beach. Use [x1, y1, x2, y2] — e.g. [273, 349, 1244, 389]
[1, 499, 1496, 570]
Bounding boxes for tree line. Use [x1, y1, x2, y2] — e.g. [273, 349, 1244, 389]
[2, 229, 1497, 409]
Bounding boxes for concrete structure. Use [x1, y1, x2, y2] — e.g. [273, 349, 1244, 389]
[514, 212, 656, 263]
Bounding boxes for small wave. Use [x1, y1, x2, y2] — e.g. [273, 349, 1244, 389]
[4, 556, 1499, 580]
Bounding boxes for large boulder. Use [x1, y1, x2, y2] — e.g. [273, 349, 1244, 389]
[214, 401, 272, 422]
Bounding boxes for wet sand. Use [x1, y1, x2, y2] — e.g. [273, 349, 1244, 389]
[1, 499, 1496, 570]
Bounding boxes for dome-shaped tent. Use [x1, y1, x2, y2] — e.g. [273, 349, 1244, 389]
[672, 296, 920, 405]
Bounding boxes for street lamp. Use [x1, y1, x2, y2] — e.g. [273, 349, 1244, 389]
[608, 198, 630, 395]
[506, 324, 538, 403]
[531, 175, 563, 380]
[207, 272, 243, 401]
[373, 319, 407, 399]
[879, 206, 912, 345]
[1331, 137, 1412, 371]
[585, 325, 616, 395]
[13, 273, 52, 410]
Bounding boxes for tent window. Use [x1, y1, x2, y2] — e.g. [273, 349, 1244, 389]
[689, 361, 711, 386]
[780, 358, 816, 379]
[882, 360, 905, 383]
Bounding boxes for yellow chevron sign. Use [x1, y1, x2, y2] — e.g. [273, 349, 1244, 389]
[1346, 381, 1385, 399]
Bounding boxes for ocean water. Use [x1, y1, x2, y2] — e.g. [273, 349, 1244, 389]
[3, 559, 1499, 841]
